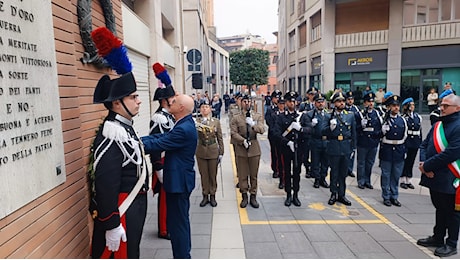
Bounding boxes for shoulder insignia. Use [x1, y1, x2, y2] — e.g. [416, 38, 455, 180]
[102, 120, 129, 142]
[151, 113, 168, 124]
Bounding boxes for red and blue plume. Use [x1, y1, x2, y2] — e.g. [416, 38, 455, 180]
[152, 62, 172, 87]
[91, 27, 132, 75]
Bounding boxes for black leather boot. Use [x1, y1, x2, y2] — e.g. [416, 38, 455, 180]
[292, 191, 301, 207]
[240, 193, 248, 208]
[250, 194, 259, 208]
[209, 195, 217, 207]
[199, 194, 209, 207]
[284, 192, 292, 207]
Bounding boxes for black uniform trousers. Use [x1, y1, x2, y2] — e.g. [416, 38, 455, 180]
[310, 142, 328, 181]
[166, 192, 192, 259]
[329, 155, 349, 197]
[91, 193, 147, 259]
[282, 147, 302, 193]
[402, 147, 418, 178]
[430, 190, 460, 248]
[269, 136, 279, 174]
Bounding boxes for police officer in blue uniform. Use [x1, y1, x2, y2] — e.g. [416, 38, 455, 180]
[345, 91, 360, 178]
[301, 92, 329, 189]
[299, 87, 317, 178]
[274, 96, 286, 189]
[400, 97, 422, 189]
[379, 94, 407, 207]
[323, 92, 356, 206]
[356, 92, 382, 189]
[265, 90, 282, 178]
[273, 91, 305, 207]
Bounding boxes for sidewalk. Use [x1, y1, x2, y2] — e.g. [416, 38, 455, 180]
[140, 110, 458, 259]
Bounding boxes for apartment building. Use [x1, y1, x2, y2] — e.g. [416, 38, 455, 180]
[278, 0, 460, 113]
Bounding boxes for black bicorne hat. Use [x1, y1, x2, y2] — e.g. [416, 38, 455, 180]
[93, 72, 137, 103]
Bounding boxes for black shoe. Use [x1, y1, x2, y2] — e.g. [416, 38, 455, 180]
[272, 172, 279, 178]
[313, 180, 320, 188]
[383, 200, 392, 207]
[358, 184, 365, 189]
[284, 195, 292, 207]
[328, 194, 337, 205]
[400, 183, 408, 189]
[305, 172, 312, 178]
[434, 245, 457, 257]
[407, 183, 415, 189]
[338, 196, 352, 206]
[199, 195, 209, 207]
[235, 182, 240, 188]
[249, 194, 259, 208]
[240, 193, 248, 208]
[348, 171, 355, 177]
[320, 180, 329, 188]
[364, 183, 374, 189]
[209, 195, 217, 207]
[278, 182, 284, 189]
[158, 232, 171, 240]
[292, 193, 301, 207]
[417, 236, 444, 247]
[390, 198, 401, 207]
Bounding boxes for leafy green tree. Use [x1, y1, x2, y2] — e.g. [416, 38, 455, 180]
[229, 48, 270, 89]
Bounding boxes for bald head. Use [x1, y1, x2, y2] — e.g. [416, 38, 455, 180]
[178, 94, 194, 114]
[170, 94, 194, 120]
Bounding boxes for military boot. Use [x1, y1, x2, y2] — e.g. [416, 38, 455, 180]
[250, 194, 259, 208]
[240, 193, 248, 208]
[209, 195, 217, 207]
[284, 192, 292, 207]
[292, 191, 301, 207]
[199, 194, 209, 207]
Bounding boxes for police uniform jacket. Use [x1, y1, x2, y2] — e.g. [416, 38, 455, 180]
[142, 114, 198, 194]
[265, 105, 279, 138]
[420, 111, 460, 194]
[356, 108, 382, 148]
[93, 111, 147, 230]
[230, 110, 265, 157]
[403, 112, 422, 149]
[299, 100, 314, 112]
[379, 114, 407, 162]
[322, 110, 356, 156]
[273, 110, 305, 149]
[195, 116, 224, 159]
[302, 109, 329, 150]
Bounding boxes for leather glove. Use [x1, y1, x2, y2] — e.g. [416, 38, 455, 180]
[156, 169, 163, 184]
[287, 141, 295, 152]
[245, 117, 256, 127]
[361, 119, 368, 127]
[105, 224, 127, 252]
[289, 121, 301, 131]
[217, 155, 223, 164]
[330, 118, 337, 131]
[311, 118, 318, 127]
[382, 124, 390, 135]
[243, 139, 251, 149]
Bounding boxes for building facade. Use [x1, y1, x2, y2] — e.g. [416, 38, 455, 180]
[278, 0, 460, 113]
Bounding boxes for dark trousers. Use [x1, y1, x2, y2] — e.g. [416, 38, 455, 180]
[302, 141, 311, 172]
[402, 147, 418, 178]
[166, 192, 192, 259]
[269, 136, 278, 174]
[282, 148, 302, 193]
[430, 190, 460, 248]
[328, 155, 349, 197]
[311, 146, 328, 181]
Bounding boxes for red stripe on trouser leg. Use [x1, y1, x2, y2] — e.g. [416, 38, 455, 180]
[101, 193, 129, 259]
[158, 187, 168, 235]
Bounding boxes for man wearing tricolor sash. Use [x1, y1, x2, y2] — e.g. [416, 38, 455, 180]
[418, 93, 460, 257]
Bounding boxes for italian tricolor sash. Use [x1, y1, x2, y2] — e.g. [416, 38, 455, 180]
[433, 121, 460, 211]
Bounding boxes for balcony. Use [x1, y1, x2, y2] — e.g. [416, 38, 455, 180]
[335, 30, 388, 48]
[402, 22, 460, 43]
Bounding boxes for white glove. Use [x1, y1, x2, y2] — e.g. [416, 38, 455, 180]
[382, 124, 390, 135]
[311, 118, 318, 127]
[217, 155, 223, 164]
[245, 117, 255, 127]
[105, 224, 127, 252]
[361, 119, 368, 128]
[289, 121, 301, 131]
[330, 118, 337, 131]
[243, 139, 251, 149]
[156, 169, 163, 183]
[287, 141, 295, 152]
[202, 117, 207, 124]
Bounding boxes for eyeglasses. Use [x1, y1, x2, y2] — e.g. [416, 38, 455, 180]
[440, 104, 456, 109]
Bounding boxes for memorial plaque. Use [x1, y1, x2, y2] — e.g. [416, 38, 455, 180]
[0, 0, 66, 219]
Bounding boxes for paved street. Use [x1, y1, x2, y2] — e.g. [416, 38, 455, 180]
[140, 105, 458, 259]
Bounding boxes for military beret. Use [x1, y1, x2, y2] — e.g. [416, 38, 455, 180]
[383, 91, 393, 100]
[439, 89, 453, 99]
[401, 97, 414, 106]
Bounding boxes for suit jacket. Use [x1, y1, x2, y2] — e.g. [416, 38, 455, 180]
[142, 114, 197, 193]
[230, 110, 265, 157]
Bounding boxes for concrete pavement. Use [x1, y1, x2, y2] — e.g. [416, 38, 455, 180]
[140, 110, 458, 259]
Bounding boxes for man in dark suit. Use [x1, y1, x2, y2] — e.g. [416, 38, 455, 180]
[142, 94, 197, 259]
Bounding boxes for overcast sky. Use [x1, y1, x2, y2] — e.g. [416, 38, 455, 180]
[213, 0, 278, 44]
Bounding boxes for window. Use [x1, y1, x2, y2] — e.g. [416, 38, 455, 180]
[299, 22, 306, 48]
[441, 0, 452, 20]
[289, 30, 296, 53]
[404, 0, 459, 25]
[310, 11, 321, 42]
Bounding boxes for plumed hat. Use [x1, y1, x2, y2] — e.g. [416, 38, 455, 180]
[91, 27, 136, 103]
[384, 94, 401, 106]
[331, 92, 346, 102]
[402, 97, 414, 106]
[153, 62, 176, 101]
[363, 92, 375, 102]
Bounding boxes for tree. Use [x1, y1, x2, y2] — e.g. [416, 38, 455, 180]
[229, 48, 270, 89]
